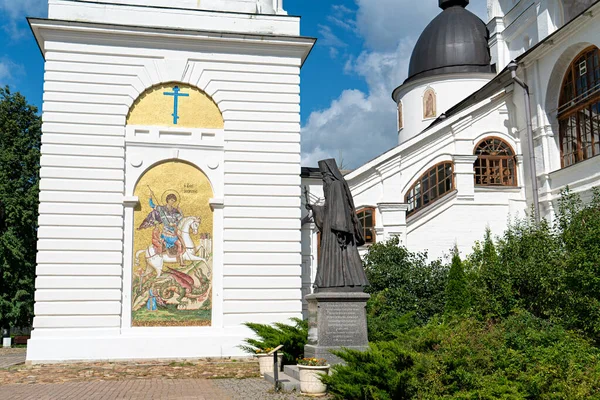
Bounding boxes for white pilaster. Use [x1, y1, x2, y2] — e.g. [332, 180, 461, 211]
[377, 203, 409, 245]
[453, 155, 478, 201]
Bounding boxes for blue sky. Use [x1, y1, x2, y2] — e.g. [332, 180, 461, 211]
[0, 0, 487, 168]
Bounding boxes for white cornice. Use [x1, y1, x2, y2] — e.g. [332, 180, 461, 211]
[28, 18, 316, 64]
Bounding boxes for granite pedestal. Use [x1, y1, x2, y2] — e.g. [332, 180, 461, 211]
[304, 292, 370, 365]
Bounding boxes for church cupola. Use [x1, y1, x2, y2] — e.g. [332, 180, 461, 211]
[392, 0, 495, 146]
[406, 0, 492, 83]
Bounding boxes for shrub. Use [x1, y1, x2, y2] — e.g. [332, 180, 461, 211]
[323, 311, 600, 399]
[363, 237, 448, 341]
[240, 318, 308, 365]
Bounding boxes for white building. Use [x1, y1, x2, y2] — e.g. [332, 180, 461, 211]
[303, 0, 600, 268]
[27, 0, 314, 362]
[26, 0, 600, 363]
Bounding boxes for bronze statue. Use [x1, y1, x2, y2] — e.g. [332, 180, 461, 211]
[305, 159, 369, 293]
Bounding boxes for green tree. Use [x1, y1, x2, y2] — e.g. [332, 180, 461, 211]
[0, 86, 41, 332]
[469, 228, 514, 318]
[444, 247, 469, 316]
[363, 237, 448, 341]
[556, 188, 600, 341]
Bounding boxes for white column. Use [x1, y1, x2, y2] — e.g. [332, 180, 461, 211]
[377, 203, 409, 245]
[453, 155, 478, 202]
[121, 196, 139, 332]
[209, 198, 224, 328]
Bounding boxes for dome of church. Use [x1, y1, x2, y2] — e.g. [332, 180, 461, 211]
[406, 0, 493, 83]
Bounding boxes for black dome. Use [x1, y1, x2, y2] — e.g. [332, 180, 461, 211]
[406, 2, 493, 83]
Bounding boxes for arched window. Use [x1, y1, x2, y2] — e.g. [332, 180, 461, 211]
[558, 46, 600, 167]
[356, 207, 376, 244]
[474, 138, 517, 186]
[405, 162, 454, 216]
[423, 88, 437, 119]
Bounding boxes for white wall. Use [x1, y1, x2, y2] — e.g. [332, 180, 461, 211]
[488, 0, 564, 71]
[394, 74, 493, 145]
[75, 0, 286, 15]
[28, 11, 312, 362]
[48, 0, 297, 35]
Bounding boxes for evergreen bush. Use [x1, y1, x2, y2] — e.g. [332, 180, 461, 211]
[240, 318, 308, 364]
[323, 311, 600, 399]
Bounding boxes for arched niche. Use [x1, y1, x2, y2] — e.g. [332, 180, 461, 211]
[127, 82, 224, 129]
[131, 160, 214, 327]
[423, 87, 437, 120]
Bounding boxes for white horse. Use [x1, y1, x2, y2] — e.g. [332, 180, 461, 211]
[135, 216, 206, 278]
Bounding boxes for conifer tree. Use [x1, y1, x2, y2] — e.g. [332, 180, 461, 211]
[0, 86, 41, 333]
[444, 246, 469, 316]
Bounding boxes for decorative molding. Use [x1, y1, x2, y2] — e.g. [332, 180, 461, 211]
[452, 155, 478, 164]
[378, 203, 409, 213]
[123, 196, 139, 208]
[450, 115, 474, 135]
[209, 198, 225, 211]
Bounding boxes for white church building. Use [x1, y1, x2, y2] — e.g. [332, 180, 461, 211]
[26, 0, 600, 363]
[303, 0, 600, 278]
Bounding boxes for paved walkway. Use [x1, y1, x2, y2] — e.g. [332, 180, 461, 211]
[0, 379, 229, 400]
[0, 378, 315, 399]
[0, 348, 26, 369]
[0, 350, 321, 399]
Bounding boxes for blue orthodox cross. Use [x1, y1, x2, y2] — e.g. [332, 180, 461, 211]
[163, 86, 189, 125]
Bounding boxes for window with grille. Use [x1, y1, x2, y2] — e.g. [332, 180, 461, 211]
[474, 138, 517, 186]
[356, 207, 375, 244]
[558, 46, 600, 168]
[405, 162, 454, 216]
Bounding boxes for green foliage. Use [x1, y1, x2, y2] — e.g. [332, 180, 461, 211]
[461, 190, 600, 342]
[363, 237, 448, 341]
[324, 311, 600, 399]
[444, 247, 469, 316]
[334, 188, 600, 398]
[240, 318, 308, 364]
[556, 188, 600, 341]
[0, 86, 41, 330]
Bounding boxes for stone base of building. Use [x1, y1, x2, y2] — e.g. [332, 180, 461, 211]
[25, 328, 250, 364]
[304, 291, 370, 365]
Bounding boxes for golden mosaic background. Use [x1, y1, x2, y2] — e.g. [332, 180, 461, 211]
[132, 161, 214, 327]
[133, 161, 213, 251]
[127, 83, 224, 128]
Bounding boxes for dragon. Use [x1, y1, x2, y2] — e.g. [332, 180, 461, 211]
[158, 266, 210, 310]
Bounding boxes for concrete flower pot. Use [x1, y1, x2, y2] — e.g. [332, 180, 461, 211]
[256, 353, 283, 376]
[298, 364, 329, 395]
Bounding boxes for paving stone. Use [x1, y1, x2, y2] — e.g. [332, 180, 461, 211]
[0, 379, 230, 400]
[0, 348, 26, 369]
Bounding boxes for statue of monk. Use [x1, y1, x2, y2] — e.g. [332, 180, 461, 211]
[305, 159, 369, 293]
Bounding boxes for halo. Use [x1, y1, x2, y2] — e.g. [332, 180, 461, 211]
[161, 190, 182, 207]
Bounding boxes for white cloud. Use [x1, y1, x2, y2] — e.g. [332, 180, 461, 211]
[302, 40, 413, 169]
[0, 0, 47, 39]
[301, 0, 489, 168]
[0, 59, 23, 87]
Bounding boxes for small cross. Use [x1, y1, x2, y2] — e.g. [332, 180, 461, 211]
[163, 86, 190, 125]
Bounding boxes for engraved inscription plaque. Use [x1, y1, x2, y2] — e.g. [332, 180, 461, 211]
[304, 292, 370, 365]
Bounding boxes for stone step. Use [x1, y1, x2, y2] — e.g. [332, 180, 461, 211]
[283, 365, 300, 381]
[263, 370, 300, 393]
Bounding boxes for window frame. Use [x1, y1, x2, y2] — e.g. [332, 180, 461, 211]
[473, 137, 518, 187]
[404, 161, 454, 216]
[356, 207, 376, 245]
[558, 46, 600, 168]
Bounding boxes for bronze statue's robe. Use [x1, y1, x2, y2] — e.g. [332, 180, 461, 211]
[310, 159, 369, 292]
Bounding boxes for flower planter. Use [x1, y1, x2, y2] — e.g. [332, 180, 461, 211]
[256, 353, 283, 376]
[298, 364, 330, 395]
